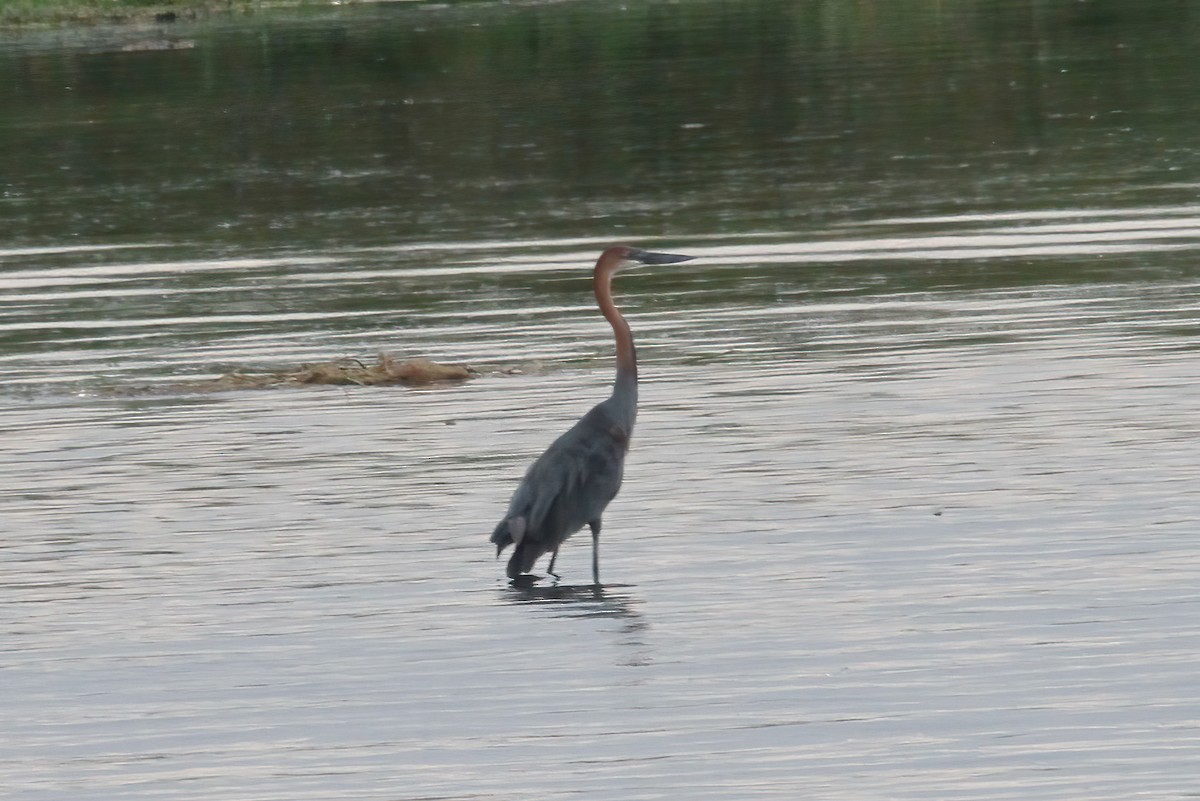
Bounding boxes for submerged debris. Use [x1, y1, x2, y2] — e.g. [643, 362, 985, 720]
[183, 353, 475, 393]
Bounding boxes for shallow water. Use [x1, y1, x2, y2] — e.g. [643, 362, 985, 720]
[3, 1, 1200, 799]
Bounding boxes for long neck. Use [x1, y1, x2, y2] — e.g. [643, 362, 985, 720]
[594, 253, 638, 419]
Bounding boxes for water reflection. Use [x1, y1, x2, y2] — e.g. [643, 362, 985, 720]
[503, 580, 642, 621]
[502, 581, 651, 667]
[6, 203, 1200, 394]
[5, 0, 1200, 246]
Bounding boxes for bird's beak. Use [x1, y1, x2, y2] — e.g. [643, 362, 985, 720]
[628, 249, 695, 265]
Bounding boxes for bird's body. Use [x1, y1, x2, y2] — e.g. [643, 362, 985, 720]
[490, 245, 693, 584]
[490, 390, 631, 580]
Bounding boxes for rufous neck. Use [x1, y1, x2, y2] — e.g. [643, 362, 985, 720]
[594, 254, 637, 382]
[593, 249, 639, 430]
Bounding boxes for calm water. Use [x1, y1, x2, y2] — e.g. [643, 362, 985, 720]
[3, 1, 1200, 799]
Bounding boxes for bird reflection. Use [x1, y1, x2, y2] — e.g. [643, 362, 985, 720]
[503, 577, 639, 619]
[501, 579, 650, 665]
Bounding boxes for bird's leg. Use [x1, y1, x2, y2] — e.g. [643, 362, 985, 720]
[546, 548, 560, 581]
[589, 520, 601, 586]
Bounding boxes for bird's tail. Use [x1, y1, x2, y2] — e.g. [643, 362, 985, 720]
[506, 539, 547, 580]
[490, 518, 514, 554]
[491, 515, 544, 578]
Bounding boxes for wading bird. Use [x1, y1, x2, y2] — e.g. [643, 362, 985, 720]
[490, 245, 694, 585]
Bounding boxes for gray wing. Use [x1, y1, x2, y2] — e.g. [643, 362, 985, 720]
[502, 404, 630, 548]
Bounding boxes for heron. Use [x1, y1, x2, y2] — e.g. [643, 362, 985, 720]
[490, 245, 695, 585]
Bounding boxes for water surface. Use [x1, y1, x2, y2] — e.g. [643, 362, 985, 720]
[3, 1, 1199, 799]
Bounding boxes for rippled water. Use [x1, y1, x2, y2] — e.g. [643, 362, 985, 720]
[6, 211, 1200, 799]
[4, 1, 1200, 799]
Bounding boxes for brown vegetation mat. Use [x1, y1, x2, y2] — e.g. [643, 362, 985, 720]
[182, 353, 476, 392]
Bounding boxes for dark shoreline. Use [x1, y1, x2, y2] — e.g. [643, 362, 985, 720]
[1, 0, 359, 28]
